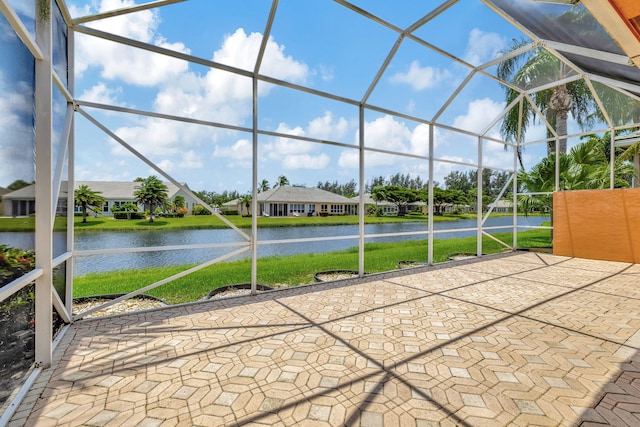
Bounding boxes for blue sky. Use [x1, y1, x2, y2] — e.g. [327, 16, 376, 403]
[17, 0, 583, 193]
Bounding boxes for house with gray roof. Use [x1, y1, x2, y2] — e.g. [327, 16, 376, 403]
[2, 181, 198, 217]
[225, 186, 358, 217]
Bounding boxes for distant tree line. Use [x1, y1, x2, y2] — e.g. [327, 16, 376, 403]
[365, 173, 428, 192]
[316, 179, 357, 197]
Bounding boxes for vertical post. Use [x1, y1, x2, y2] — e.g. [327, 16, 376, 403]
[635, 154, 640, 188]
[610, 131, 615, 190]
[512, 149, 518, 250]
[35, 0, 53, 368]
[358, 105, 365, 275]
[66, 26, 75, 314]
[251, 77, 258, 294]
[428, 124, 434, 265]
[554, 137, 560, 192]
[477, 137, 483, 257]
[514, 97, 523, 250]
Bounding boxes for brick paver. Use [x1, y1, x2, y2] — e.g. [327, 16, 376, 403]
[11, 252, 640, 426]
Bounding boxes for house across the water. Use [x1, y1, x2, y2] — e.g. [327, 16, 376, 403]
[1, 181, 198, 217]
[224, 186, 359, 217]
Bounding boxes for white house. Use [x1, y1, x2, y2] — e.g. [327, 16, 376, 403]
[225, 186, 359, 217]
[1, 181, 199, 217]
[488, 199, 513, 213]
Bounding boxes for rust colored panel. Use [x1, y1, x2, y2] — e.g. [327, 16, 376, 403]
[553, 189, 640, 263]
[611, 0, 640, 18]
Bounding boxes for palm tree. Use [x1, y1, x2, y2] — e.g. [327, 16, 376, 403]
[497, 40, 597, 158]
[74, 185, 106, 223]
[172, 195, 185, 212]
[275, 175, 289, 187]
[133, 176, 169, 223]
[239, 194, 252, 216]
[258, 179, 270, 193]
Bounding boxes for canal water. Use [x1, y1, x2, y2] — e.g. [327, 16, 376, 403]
[1, 216, 549, 275]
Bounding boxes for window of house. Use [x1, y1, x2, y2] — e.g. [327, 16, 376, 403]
[289, 203, 305, 213]
[330, 205, 343, 214]
[320, 204, 328, 212]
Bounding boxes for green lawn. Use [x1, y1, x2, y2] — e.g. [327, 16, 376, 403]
[73, 228, 551, 304]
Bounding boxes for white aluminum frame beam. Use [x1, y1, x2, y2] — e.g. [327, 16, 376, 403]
[72, 0, 186, 25]
[542, 39, 632, 66]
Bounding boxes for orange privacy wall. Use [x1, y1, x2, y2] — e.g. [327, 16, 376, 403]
[553, 189, 640, 263]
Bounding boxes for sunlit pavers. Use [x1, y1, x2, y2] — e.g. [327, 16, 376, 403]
[10, 252, 640, 426]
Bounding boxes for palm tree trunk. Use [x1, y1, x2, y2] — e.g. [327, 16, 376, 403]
[556, 109, 568, 154]
[548, 84, 571, 156]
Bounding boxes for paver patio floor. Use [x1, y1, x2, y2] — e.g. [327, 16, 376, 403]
[10, 252, 640, 426]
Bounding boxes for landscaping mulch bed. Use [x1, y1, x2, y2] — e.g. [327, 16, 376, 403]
[73, 295, 167, 319]
[314, 270, 366, 282]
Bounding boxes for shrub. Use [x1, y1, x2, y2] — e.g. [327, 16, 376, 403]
[160, 212, 185, 218]
[113, 212, 146, 220]
[0, 245, 35, 287]
[192, 205, 212, 215]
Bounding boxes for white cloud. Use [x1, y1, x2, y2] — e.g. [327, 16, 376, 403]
[390, 60, 451, 91]
[482, 140, 518, 169]
[78, 83, 123, 105]
[319, 64, 334, 82]
[254, 113, 351, 171]
[80, 13, 312, 173]
[215, 28, 308, 84]
[410, 123, 431, 157]
[156, 159, 174, 173]
[74, 162, 134, 182]
[362, 115, 413, 151]
[452, 98, 506, 135]
[282, 154, 330, 169]
[213, 138, 252, 160]
[73, 0, 190, 86]
[338, 115, 432, 168]
[307, 111, 348, 141]
[464, 28, 505, 66]
[180, 150, 204, 168]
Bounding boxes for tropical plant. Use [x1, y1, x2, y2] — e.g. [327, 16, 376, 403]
[133, 176, 169, 223]
[275, 175, 289, 187]
[192, 205, 212, 215]
[239, 194, 252, 216]
[497, 40, 597, 159]
[172, 195, 185, 212]
[7, 179, 31, 191]
[74, 185, 106, 223]
[258, 179, 270, 193]
[111, 202, 143, 220]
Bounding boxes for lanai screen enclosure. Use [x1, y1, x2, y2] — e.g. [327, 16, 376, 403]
[2, 0, 640, 417]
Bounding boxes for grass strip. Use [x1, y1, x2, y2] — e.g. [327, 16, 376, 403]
[73, 229, 551, 304]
